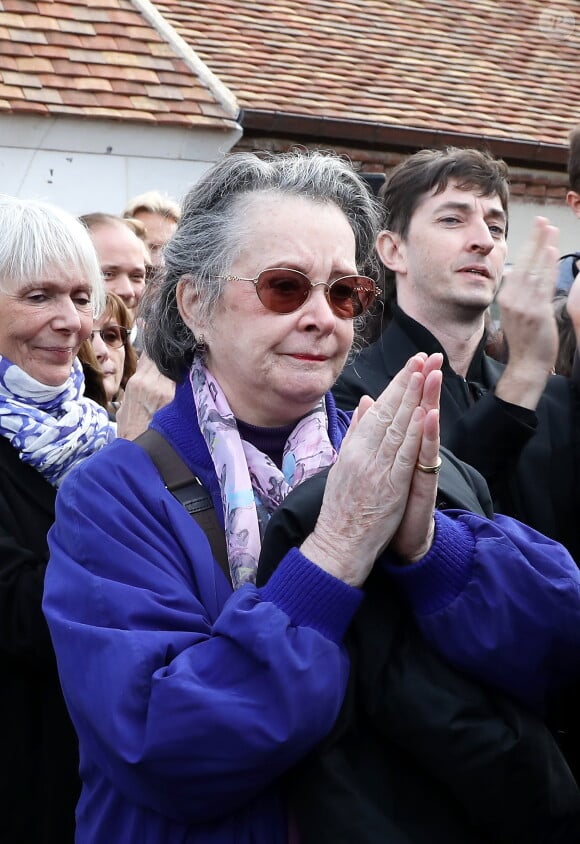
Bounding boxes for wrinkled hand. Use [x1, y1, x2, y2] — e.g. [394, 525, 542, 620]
[301, 353, 442, 587]
[116, 353, 175, 440]
[390, 357, 441, 563]
[495, 216, 559, 408]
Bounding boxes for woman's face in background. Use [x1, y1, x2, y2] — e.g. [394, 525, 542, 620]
[90, 311, 126, 403]
[0, 272, 93, 386]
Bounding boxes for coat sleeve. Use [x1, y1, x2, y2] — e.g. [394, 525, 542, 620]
[443, 391, 537, 497]
[383, 510, 580, 712]
[42, 444, 362, 824]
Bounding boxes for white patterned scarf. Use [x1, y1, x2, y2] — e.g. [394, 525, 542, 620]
[190, 357, 338, 589]
[0, 355, 116, 487]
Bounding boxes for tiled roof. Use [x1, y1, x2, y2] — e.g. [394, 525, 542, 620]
[157, 0, 580, 149]
[0, 0, 237, 128]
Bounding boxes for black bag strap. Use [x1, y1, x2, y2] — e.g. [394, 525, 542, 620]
[134, 428, 231, 587]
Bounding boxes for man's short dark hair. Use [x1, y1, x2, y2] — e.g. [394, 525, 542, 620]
[377, 147, 510, 308]
[568, 126, 580, 193]
[382, 147, 510, 239]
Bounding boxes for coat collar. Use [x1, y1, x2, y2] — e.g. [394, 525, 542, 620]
[381, 303, 503, 387]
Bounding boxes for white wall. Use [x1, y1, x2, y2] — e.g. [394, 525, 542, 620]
[0, 115, 242, 215]
[2, 117, 577, 258]
[508, 200, 579, 260]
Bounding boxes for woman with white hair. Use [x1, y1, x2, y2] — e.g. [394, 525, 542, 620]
[0, 195, 115, 843]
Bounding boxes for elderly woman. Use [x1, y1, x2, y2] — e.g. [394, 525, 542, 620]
[43, 152, 580, 844]
[0, 194, 115, 843]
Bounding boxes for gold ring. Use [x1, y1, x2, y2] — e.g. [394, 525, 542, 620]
[416, 456, 442, 475]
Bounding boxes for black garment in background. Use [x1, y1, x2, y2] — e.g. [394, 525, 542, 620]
[257, 462, 580, 844]
[334, 303, 580, 563]
[0, 435, 79, 844]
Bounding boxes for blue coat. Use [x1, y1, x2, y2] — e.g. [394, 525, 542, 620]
[43, 381, 360, 844]
[386, 509, 580, 713]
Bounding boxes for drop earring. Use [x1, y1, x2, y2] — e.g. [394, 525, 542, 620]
[195, 334, 207, 357]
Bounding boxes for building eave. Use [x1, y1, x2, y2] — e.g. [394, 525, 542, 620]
[240, 109, 567, 171]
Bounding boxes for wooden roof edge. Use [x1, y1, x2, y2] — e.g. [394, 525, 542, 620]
[240, 110, 568, 171]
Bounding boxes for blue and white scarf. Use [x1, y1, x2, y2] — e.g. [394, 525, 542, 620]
[0, 356, 116, 487]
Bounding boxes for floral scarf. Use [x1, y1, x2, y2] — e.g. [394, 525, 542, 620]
[0, 355, 116, 487]
[191, 357, 337, 589]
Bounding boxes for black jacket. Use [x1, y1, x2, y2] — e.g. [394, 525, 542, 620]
[257, 458, 580, 843]
[334, 305, 580, 562]
[0, 435, 79, 844]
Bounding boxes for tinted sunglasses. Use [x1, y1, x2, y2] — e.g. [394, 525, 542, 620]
[220, 268, 381, 319]
[90, 325, 130, 349]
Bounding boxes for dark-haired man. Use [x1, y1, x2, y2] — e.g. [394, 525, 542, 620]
[334, 147, 580, 561]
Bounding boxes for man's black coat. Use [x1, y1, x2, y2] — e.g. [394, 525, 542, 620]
[257, 457, 580, 843]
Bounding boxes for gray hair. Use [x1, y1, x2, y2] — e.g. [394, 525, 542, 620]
[141, 149, 382, 381]
[0, 195, 106, 316]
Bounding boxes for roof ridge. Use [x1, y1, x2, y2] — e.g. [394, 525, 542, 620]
[129, 0, 239, 120]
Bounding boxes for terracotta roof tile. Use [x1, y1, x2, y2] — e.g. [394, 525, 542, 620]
[0, 0, 238, 128]
[149, 41, 177, 58]
[25, 86, 64, 104]
[143, 84, 182, 100]
[156, 0, 579, 148]
[0, 38, 32, 55]
[107, 8, 145, 25]
[60, 88, 100, 106]
[9, 99, 48, 113]
[0, 82, 23, 98]
[110, 79, 145, 94]
[0, 55, 19, 70]
[58, 21, 97, 35]
[76, 77, 112, 91]
[4, 1, 39, 11]
[3, 70, 42, 87]
[1, 13, 26, 26]
[77, 34, 118, 49]
[113, 36, 158, 53]
[23, 13, 61, 30]
[8, 28, 48, 43]
[124, 25, 161, 41]
[16, 56, 53, 72]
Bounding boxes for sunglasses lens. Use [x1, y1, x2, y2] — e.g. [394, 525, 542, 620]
[252, 269, 378, 318]
[256, 269, 310, 314]
[329, 277, 377, 318]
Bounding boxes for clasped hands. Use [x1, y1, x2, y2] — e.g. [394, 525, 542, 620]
[301, 352, 443, 588]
